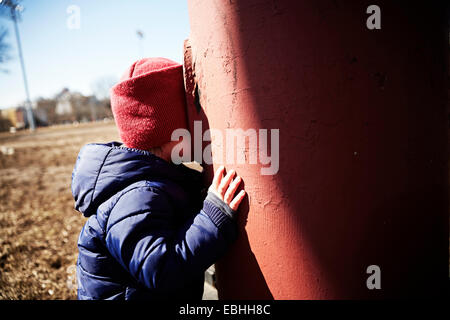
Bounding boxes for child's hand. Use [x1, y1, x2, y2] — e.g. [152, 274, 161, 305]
[209, 166, 246, 211]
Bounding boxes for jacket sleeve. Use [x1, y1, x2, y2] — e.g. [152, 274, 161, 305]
[104, 186, 237, 292]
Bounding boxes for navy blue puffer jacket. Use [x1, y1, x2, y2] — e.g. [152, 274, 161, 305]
[71, 142, 237, 300]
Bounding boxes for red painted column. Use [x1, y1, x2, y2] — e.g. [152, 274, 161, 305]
[184, 1, 448, 299]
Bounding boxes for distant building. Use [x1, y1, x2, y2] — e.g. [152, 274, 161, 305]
[54, 88, 102, 123]
[1, 107, 26, 129]
[55, 88, 73, 116]
[1, 88, 114, 130]
[1, 104, 48, 129]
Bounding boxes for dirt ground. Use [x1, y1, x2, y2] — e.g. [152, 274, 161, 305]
[0, 121, 120, 299]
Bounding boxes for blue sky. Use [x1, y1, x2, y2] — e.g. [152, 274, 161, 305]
[0, 0, 190, 108]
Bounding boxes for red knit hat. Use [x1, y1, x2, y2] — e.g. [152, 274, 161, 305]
[110, 57, 188, 150]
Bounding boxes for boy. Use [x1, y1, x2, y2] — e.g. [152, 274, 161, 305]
[71, 57, 246, 300]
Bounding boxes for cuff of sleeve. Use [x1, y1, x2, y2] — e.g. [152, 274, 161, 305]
[202, 192, 236, 228]
[202, 201, 230, 229]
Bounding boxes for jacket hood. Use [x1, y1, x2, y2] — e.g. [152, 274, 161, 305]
[71, 142, 203, 217]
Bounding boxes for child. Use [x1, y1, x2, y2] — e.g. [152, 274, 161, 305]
[71, 57, 246, 300]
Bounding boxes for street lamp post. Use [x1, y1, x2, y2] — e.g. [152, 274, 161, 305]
[136, 30, 144, 58]
[1, 0, 36, 131]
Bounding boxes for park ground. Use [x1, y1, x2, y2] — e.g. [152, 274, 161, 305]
[0, 121, 119, 299]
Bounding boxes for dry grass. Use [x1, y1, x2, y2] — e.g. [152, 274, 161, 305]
[0, 121, 119, 299]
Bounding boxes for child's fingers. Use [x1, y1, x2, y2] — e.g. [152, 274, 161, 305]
[224, 176, 242, 204]
[211, 165, 225, 189]
[229, 190, 246, 211]
[218, 169, 235, 196]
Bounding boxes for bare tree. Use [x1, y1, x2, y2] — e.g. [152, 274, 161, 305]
[90, 75, 118, 100]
